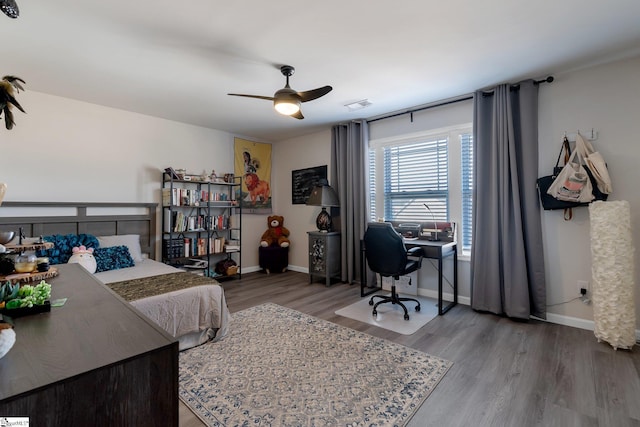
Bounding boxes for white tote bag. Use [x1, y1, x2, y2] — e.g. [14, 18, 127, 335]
[547, 147, 594, 203]
[575, 133, 613, 194]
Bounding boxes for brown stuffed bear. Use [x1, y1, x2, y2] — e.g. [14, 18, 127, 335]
[260, 215, 290, 248]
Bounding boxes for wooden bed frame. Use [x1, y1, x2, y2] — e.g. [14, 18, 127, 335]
[0, 202, 158, 259]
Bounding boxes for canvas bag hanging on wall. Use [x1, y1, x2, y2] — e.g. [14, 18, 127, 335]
[547, 144, 594, 203]
[537, 138, 587, 210]
[575, 133, 612, 195]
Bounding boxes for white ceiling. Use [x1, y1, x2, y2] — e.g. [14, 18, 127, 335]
[2, 0, 640, 141]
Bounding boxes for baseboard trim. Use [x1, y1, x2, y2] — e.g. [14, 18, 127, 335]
[537, 312, 594, 331]
[416, 288, 471, 306]
[537, 312, 640, 343]
[241, 265, 307, 274]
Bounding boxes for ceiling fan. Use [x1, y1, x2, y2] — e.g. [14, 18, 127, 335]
[228, 65, 332, 120]
[0, 0, 19, 18]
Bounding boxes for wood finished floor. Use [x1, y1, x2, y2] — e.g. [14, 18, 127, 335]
[179, 271, 640, 427]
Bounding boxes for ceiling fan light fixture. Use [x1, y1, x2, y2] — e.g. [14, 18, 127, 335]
[274, 98, 301, 116]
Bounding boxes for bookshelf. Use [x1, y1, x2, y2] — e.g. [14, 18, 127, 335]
[161, 171, 242, 280]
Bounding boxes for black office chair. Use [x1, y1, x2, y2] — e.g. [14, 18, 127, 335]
[363, 222, 423, 320]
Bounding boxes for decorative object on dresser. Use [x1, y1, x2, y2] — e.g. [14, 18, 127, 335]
[179, 303, 451, 426]
[0, 232, 59, 284]
[162, 169, 242, 281]
[66, 245, 97, 273]
[0, 75, 26, 129]
[306, 178, 340, 232]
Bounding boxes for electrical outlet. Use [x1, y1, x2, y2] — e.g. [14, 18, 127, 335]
[577, 280, 589, 295]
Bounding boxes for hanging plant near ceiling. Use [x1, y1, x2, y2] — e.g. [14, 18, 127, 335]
[0, 76, 26, 130]
[0, 0, 19, 18]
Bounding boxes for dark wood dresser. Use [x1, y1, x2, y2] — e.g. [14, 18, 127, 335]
[0, 263, 179, 426]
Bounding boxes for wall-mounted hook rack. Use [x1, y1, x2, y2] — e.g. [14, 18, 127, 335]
[564, 128, 598, 142]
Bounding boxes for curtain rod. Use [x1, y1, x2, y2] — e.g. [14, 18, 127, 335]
[482, 76, 554, 96]
[367, 94, 473, 124]
[367, 76, 554, 124]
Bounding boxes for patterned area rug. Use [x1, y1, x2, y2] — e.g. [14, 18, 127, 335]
[179, 303, 452, 426]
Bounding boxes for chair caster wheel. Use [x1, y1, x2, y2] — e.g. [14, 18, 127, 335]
[369, 300, 374, 306]
[404, 314, 410, 320]
[415, 305, 421, 312]
[372, 310, 378, 316]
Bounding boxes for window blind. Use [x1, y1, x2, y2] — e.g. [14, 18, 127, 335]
[368, 149, 377, 221]
[382, 137, 449, 223]
[461, 133, 473, 250]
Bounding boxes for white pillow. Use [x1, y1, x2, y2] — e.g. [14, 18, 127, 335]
[97, 234, 143, 262]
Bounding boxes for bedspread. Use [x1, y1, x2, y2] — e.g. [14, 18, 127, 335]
[106, 272, 230, 350]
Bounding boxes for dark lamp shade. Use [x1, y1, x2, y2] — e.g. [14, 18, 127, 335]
[306, 182, 339, 207]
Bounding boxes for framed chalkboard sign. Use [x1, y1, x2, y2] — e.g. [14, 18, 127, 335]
[292, 165, 328, 204]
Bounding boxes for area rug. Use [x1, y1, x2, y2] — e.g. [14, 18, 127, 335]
[179, 303, 452, 426]
[335, 294, 439, 335]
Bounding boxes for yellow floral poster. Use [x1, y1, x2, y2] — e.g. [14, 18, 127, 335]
[234, 138, 272, 214]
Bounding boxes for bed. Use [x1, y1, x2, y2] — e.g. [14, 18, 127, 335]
[0, 201, 230, 350]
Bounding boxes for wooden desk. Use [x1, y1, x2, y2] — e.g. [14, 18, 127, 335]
[361, 238, 458, 315]
[0, 263, 179, 426]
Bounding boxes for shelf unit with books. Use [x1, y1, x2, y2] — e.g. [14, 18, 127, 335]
[161, 171, 242, 281]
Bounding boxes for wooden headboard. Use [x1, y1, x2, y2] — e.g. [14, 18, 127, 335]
[0, 202, 158, 259]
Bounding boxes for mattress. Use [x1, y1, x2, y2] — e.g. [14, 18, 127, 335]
[97, 259, 230, 350]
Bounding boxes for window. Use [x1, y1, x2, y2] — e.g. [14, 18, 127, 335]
[461, 133, 473, 251]
[369, 125, 473, 253]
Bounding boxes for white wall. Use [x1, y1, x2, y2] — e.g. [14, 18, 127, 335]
[271, 131, 333, 272]
[0, 91, 237, 258]
[539, 55, 640, 329]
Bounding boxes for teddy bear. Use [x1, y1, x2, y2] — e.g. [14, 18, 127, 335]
[260, 215, 290, 248]
[68, 245, 97, 274]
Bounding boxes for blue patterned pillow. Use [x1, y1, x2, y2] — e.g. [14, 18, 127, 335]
[36, 234, 99, 265]
[94, 245, 135, 273]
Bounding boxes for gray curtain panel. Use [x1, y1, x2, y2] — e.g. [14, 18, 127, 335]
[331, 120, 370, 284]
[471, 80, 547, 320]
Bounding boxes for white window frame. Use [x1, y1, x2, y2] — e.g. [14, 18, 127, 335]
[369, 123, 472, 257]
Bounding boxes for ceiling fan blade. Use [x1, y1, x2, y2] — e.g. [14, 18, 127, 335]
[227, 93, 275, 101]
[298, 86, 332, 103]
[291, 110, 304, 120]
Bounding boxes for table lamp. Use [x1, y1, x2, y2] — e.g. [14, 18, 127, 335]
[306, 179, 339, 232]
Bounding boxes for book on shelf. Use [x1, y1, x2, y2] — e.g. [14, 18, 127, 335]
[213, 236, 226, 254]
[224, 239, 240, 252]
[162, 238, 185, 259]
